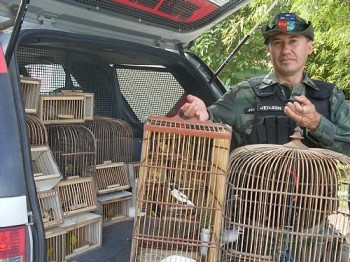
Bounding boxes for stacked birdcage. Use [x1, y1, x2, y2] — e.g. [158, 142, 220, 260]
[27, 114, 63, 192]
[46, 123, 102, 259]
[37, 189, 64, 229]
[59, 212, 102, 259]
[21, 76, 41, 114]
[131, 116, 232, 262]
[46, 124, 96, 179]
[45, 227, 67, 262]
[221, 128, 350, 262]
[83, 116, 134, 225]
[36, 90, 94, 124]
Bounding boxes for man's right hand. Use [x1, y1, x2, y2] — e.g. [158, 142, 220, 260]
[179, 95, 209, 121]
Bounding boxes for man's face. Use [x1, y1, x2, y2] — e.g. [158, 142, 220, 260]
[267, 33, 313, 79]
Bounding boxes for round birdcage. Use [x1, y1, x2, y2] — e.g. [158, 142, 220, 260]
[82, 116, 133, 164]
[26, 114, 48, 146]
[46, 124, 96, 179]
[221, 128, 350, 262]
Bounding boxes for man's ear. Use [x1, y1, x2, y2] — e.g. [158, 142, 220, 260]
[307, 40, 313, 55]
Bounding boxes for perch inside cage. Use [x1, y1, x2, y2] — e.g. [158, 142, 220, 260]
[82, 116, 133, 164]
[222, 128, 350, 262]
[131, 116, 231, 262]
[46, 124, 96, 179]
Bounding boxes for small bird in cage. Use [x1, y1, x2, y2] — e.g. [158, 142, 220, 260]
[168, 183, 195, 207]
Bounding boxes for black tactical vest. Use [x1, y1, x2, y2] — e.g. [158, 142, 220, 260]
[246, 76, 334, 148]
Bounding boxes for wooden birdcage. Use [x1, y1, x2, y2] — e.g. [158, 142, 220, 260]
[45, 227, 67, 262]
[131, 116, 232, 262]
[21, 76, 41, 114]
[221, 128, 350, 262]
[96, 190, 132, 226]
[38, 189, 64, 229]
[60, 90, 94, 120]
[82, 116, 133, 164]
[31, 146, 63, 192]
[57, 176, 98, 217]
[59, 212, 102, 259]
[26, 114, 48, 146]
[46, 124, 96, 179]
[85, 161, 130, 194]
[37, 94, 86, 124]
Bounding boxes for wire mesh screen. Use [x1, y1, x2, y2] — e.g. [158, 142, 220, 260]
[17, 46, 119, 118]
[222, 132, 350, 262]
[131, 116, 231, 262]
[116, 66, 185, 122]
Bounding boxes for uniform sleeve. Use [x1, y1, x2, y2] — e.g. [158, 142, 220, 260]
[307, 87, 350, 156]
[207, 81, 255, 126]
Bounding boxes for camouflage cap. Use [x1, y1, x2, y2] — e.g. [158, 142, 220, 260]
[261, 13, 314, 44]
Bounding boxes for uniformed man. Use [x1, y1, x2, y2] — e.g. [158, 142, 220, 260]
[180, 12, 350, 157]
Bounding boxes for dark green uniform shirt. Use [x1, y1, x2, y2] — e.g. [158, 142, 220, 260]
[208, 71, 350, 156]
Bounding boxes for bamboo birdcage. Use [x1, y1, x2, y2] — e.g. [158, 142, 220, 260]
[131, 116, 232, 262]
[96, 190, 132, 226]
[56, 176, 98, 217]
[59, 212, 102, 259]
[85, 161, 130, 194]
[60, 90, 94, 120]
[45, 227, 67, 262]
[26, 114, 48, 147]
[21, 76, 41, 114]
[46, 124, 96, 179]
[37, 94, 86, 124]
[27, 114, 63, 191]
[222, 128, 350, 262]
[82, 116, 133, 164]
[38, 189, 64, 229]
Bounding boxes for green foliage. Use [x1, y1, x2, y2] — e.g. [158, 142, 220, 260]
[190, 0, 350, 97]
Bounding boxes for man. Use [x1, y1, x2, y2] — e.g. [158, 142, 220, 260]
[181, 13, 350, 156]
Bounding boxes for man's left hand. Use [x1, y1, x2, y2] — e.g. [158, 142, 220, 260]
[284, 95, 321, 131]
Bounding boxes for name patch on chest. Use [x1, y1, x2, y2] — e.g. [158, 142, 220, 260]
[245, 105, 284, 113]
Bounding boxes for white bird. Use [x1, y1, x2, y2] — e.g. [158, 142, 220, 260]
[221, 227, 241, 244]
[168, 183, 195, 207]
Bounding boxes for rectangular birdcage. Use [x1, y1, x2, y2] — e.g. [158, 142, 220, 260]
[45, 226, 67, 262]
[85, 161, 130, 194]
[21, 76, 41, 114]
[59, 212, 102, 259]
[61, 90, 94, 120]
[96, 190, 132, 226]
[57, 176, 98, 217]
[37, 94, 86, 124]
[38, 189, 63, 229]
[31, 146, 62, 192]
[131, 116, 232, 262]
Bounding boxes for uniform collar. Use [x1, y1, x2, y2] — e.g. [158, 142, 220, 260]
[258, 71, 319, 90]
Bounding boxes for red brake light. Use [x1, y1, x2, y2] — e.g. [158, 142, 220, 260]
[0, 225, 27, 262]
